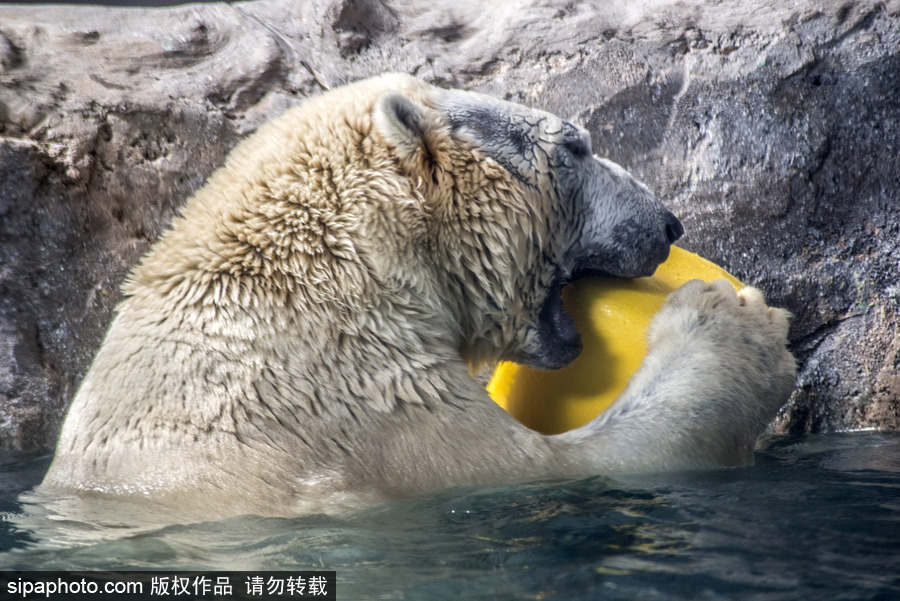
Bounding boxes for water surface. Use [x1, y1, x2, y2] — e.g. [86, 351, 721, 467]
[2, 433, 899, 600]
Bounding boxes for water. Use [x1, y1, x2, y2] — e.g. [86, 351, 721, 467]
[2, 432, 899, 600]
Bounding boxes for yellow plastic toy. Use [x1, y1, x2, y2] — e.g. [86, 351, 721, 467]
[487, 246, 743, 434]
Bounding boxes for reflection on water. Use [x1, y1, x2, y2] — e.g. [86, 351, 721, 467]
[2, 433, 900, 600]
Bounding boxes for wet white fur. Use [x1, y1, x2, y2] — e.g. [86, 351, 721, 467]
[42, 75, 796, 520]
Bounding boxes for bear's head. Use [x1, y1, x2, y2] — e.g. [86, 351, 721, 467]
[368, 75, 682, 371]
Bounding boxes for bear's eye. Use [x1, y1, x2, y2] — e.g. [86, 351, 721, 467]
[562, 125, 591, 158]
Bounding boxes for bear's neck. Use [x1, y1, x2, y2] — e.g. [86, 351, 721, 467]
[106, 280, 475, 421]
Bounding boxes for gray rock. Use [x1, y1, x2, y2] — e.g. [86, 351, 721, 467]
[0, 0, 897, 450]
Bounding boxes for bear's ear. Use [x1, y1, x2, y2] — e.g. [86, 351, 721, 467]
[373, 92, 432, 165]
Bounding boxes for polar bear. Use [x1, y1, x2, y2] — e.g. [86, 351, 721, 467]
[42, 74, 795, 518]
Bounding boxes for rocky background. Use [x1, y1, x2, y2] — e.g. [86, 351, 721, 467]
[0, 0, 897, 451]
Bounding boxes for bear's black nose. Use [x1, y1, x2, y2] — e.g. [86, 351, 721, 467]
[665, 211, 684, 243]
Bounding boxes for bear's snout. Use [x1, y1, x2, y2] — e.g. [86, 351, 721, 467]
[665, 211, 684, 244]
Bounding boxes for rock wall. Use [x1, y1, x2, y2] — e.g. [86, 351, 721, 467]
[0, 0, 897, 450]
